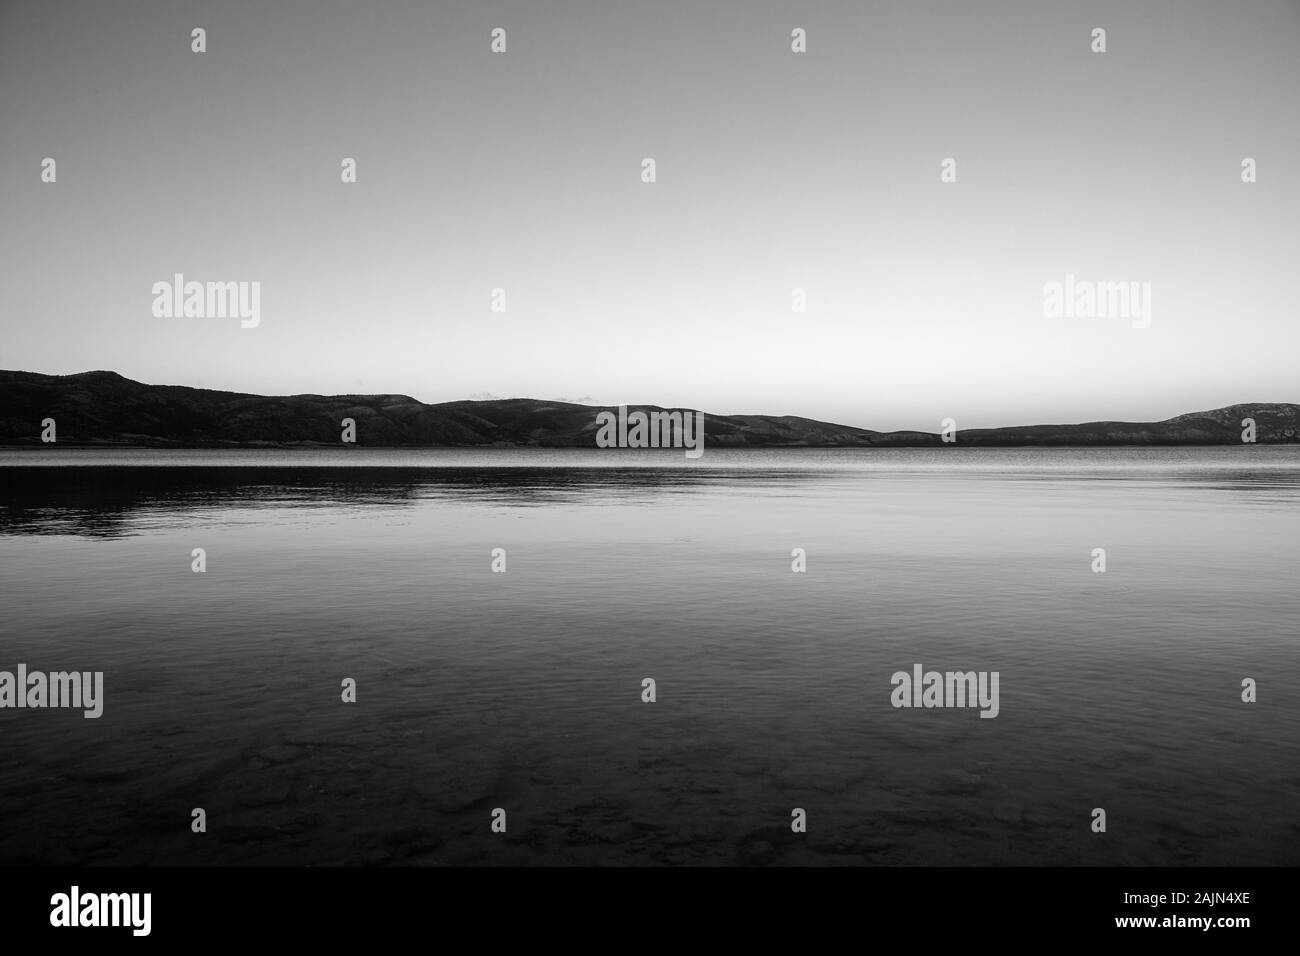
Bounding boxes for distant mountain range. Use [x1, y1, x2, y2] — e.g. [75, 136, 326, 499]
[1, 370, 1297, 447]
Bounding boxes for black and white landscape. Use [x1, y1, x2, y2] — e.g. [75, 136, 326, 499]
[1, 0, 1297, 902]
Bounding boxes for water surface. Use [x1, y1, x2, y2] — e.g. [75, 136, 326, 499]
[1, 446, 1297, 866]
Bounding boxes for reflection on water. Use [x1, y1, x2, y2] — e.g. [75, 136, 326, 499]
[0, 465, 828, 537]
[0, 447, 1298, 866]
[4, 446, 1300, 539]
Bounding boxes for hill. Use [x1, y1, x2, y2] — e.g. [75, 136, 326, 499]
[1, 370, 1297, 447]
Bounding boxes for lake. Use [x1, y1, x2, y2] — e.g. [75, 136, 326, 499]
[1, 446, 1297, 866]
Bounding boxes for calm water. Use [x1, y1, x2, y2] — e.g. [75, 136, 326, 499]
[1, 446, 1298, 866]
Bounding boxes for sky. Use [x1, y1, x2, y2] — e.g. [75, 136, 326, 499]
[1, 0, 1297, 431]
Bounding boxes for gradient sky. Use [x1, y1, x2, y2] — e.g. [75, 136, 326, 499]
[1, 0, 1296, 431]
